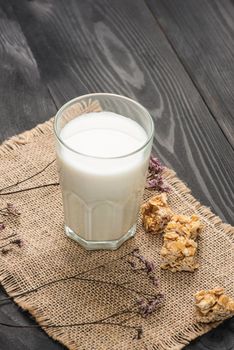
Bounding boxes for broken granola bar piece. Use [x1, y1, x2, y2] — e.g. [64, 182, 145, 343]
[165, 214, 202, 240]
[160, 232, 199, 272]
[195, 287, 234, 323]
[141, 193, 173, 234]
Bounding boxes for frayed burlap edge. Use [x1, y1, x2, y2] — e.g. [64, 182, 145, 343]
[0, 121, 233, 350]
[0, 118, 54, 155]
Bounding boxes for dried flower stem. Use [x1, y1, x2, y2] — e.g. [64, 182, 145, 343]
[0, 308, 142, 339]
[0, 159, 56, 193]
[0, 320, 141, 339]
[0, 233, 17, 241]
[0, 249, 138, 303]
[0, 183, 59, 196]
[0, 247, 163, 339]
[74, 276, 156, 298]
[0, 242, 12, 249]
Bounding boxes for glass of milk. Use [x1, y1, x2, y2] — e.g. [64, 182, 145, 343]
[54, 93, 154, 250]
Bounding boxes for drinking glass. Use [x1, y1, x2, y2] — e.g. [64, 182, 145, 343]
[54, 93, 154, 250]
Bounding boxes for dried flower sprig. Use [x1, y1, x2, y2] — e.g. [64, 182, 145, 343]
[132, 249, 155, 274]
[128, 249, 161, 288]
[136, 294, 164, 317]
[149, 157, 164, 174]
[0, 248, 164, 339]
[147, 156, 170, 192]
[0, 159, 56, 194]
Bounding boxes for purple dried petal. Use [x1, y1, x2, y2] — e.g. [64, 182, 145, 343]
[148, 157, 164, 175]
[147, 178, 158, 188]
[149, 275, 159, 287]
[0, 223, 5, 231]
[136, 297, 145, 306]
[136, 298, 149, 317]
[137, 294, 164, 317]
[132, 250, 146, 263]
[147, 299, 160, 314]
[147, 176, 171, 193]
[132, 250, 143, 261]
[144, 260, 155, 274]
[139, 255, 146, 263]
[149, 156, 164, 173]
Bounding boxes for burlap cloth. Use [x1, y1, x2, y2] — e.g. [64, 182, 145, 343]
[0, 118, 233, 350]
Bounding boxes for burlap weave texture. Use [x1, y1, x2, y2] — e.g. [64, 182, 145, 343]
[0, 120, 233, 350]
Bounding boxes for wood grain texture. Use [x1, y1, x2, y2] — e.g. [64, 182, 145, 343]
[146, 0, 234, 148]
[0, 0, 233, 349]
[0, 2, 63, 349]
[10, 0, 234, 224]
[0, 2, 56, 142]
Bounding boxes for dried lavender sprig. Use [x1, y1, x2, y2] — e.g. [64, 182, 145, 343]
[129, 250, 160, 287]
[147, 156, 170, 192]
[147, 176, 171, 193]
[148, 156, 164, 175]
[132, 250, 155, 274]
[149, 275, 159, 287]
[136, 294, 165, 317]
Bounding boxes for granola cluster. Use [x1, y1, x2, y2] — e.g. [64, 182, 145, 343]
[165, 214, 202, 240]
[141, 194, 202, 272]
[194, 287, 234, 323]
[161, 232, 199, 272]
[141, 193, 173, 234]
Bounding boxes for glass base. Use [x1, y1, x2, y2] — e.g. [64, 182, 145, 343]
[64, 224, 136, 250]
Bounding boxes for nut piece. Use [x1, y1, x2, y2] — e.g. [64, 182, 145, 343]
[160, 232, 199, 272]
[141, 193, 173, 234]
[165, 214, 202, 240]
[195, 287, 234, 323]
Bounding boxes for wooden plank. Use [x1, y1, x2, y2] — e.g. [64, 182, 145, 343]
[146, 0, 234, 148]
[10, 0, 234, 225]
[0, 3, 61, 350]
[0, 2, 56, 142]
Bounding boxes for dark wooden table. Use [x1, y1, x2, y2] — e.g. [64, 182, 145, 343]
[0, 0, 233, 349]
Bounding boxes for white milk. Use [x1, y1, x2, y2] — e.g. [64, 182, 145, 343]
[57, 112, 149, 242]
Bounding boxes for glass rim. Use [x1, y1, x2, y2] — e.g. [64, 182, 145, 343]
[54, 93, 154, 160]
